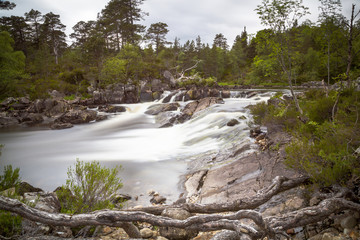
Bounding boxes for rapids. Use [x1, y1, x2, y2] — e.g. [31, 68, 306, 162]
[0, 90, 275, 205]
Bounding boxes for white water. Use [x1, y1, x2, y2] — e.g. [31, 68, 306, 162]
[0, 91, 274, 205]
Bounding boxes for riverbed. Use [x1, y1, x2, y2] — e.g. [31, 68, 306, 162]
[0, 91, 274, 206]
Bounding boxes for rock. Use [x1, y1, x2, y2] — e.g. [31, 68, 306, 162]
[96, 115, 108, 122]
[246, 91, 258, 98]
[140, 228, 154, 238]
[156, 236, 168, 240]
[0, 187, 16, 197]
[23, 192, 61, 213]
[160, 208, 198, 240]
[1, 97, 16, 106]
[112, 193, 132, 204]
[255, 132, 266, 141]
[56, 109, 97, 124]
[250, 127, 262, 138]
[21, 113, 44, 125]
[0, 116, 19, 128]
[227, 119, 239, 127]
[145, 103, 180, 115]
[17, 182, 43, 196]
[341, 216, 358, 229]
[50, 122, 74, 130]
[151, 79, 163, 92]
[211, 230, 241, 240]
[140, 90, 154, 102]
[52, 226, 73, 238]
[162, 91, 178, 103]
[150, 194, 167, 205]
[238, 115, 247, 120]
[221, 90, 231, 98]
[98, 105, 126, 113]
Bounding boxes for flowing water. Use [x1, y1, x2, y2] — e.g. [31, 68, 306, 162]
[0, 90, 275, 206]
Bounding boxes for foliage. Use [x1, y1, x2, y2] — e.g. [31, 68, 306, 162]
[0, 165, 21, 192]
[251, 89, 360, 186]
[0, 31, 26, 99]
[57, 159, 123, 214]
[0, 163, 22, 238]
[0, 210, 22, 237]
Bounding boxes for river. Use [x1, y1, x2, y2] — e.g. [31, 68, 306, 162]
[0, 91, 274, 206]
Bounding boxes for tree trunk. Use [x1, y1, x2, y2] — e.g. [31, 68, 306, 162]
[346, 4, 360, 87]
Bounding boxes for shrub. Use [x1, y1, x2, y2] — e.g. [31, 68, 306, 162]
[0, 163, 22, 237]
[0, 165, 21, 192]
[57, 160, 123, 214]
[0, 211, 22, 237]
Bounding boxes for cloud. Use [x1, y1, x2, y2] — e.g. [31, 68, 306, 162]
[2, 0, 359, 47]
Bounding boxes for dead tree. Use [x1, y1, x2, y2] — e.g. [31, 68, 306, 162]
[1, 176, 359, 239]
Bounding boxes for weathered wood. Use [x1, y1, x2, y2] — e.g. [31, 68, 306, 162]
[127, 176, 309, 215]
[1, 176, 359, 240]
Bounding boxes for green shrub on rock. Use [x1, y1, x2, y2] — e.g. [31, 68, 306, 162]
[57, 160, 123, 214]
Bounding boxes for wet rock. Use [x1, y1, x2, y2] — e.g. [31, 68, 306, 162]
[140, 228, 154, 238]
[96, 115, 108, 122]
[160, 208, 198, 240]
[246, 91, 258, 98]
[145, 103, 180, 115]
[112, 193, 132, 204]
[227, 119, 239, 127]
[250, 127, 262, 138]
[0, 116, 19, 128]
[17, 182, 43, 196]
[140, 90, 153, 102]
[98, 105, 126, 113]
[150, 194, 167, 205]
[50, 122, 74, 130]
[21, 113, 44, 125]
[221, 90, 230, 98]
[56, 109, 97, 124]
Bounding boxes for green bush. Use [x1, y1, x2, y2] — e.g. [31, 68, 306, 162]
[57, 160, 123, 214]
[0, 163, 22, 237]
[0, 165, 21, 192]
[0, 210, 22, 237]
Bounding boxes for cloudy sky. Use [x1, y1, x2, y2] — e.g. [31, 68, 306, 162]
[1, 0, 358, 46]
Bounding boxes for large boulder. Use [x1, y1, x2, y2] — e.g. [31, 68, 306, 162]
[55, 109, 97, 124]
[23, 192, 61, 213]
[20, 113, 44, 125]
[159, 208, 198, 240]
[145, 103, 180, 115]
[17, 182, 43, 196]
[0, 117, 19, 128]
[98, 105, 126, 113]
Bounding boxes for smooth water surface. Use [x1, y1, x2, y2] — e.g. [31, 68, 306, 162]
[0, 92, 273, 205]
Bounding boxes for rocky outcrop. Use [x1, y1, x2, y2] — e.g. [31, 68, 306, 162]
[145, 103, 180, 115]
[98, 105, 126, 113]
[177, 97, 224, 123]
[55, 109, 97, 124]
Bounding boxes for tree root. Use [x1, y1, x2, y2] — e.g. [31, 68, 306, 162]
[0, 176, 359, 239]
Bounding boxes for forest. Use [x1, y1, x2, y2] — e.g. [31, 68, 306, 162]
[1, 0, 360, 239]
[0, 0, 359, 101]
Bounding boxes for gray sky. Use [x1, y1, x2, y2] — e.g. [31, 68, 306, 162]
[1, 0, 359, 46]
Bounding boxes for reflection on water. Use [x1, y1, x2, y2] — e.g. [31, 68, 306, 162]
[0, 92, 273, 206]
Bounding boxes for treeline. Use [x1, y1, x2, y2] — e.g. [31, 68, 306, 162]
[0, 0, 359, 100]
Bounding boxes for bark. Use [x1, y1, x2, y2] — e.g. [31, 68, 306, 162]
[127, 176, 309, 215]
[1, 193, 359, 239]
[346, 4, 360, 87]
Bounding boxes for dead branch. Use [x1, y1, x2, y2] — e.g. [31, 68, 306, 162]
[127, 176, 309, 215]
[267, 197, 360, 231]
[0, 176, 359, 240]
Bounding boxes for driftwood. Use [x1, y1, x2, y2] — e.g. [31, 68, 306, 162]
[127, 176, 310, 215]
[0, 176, 359, 239]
